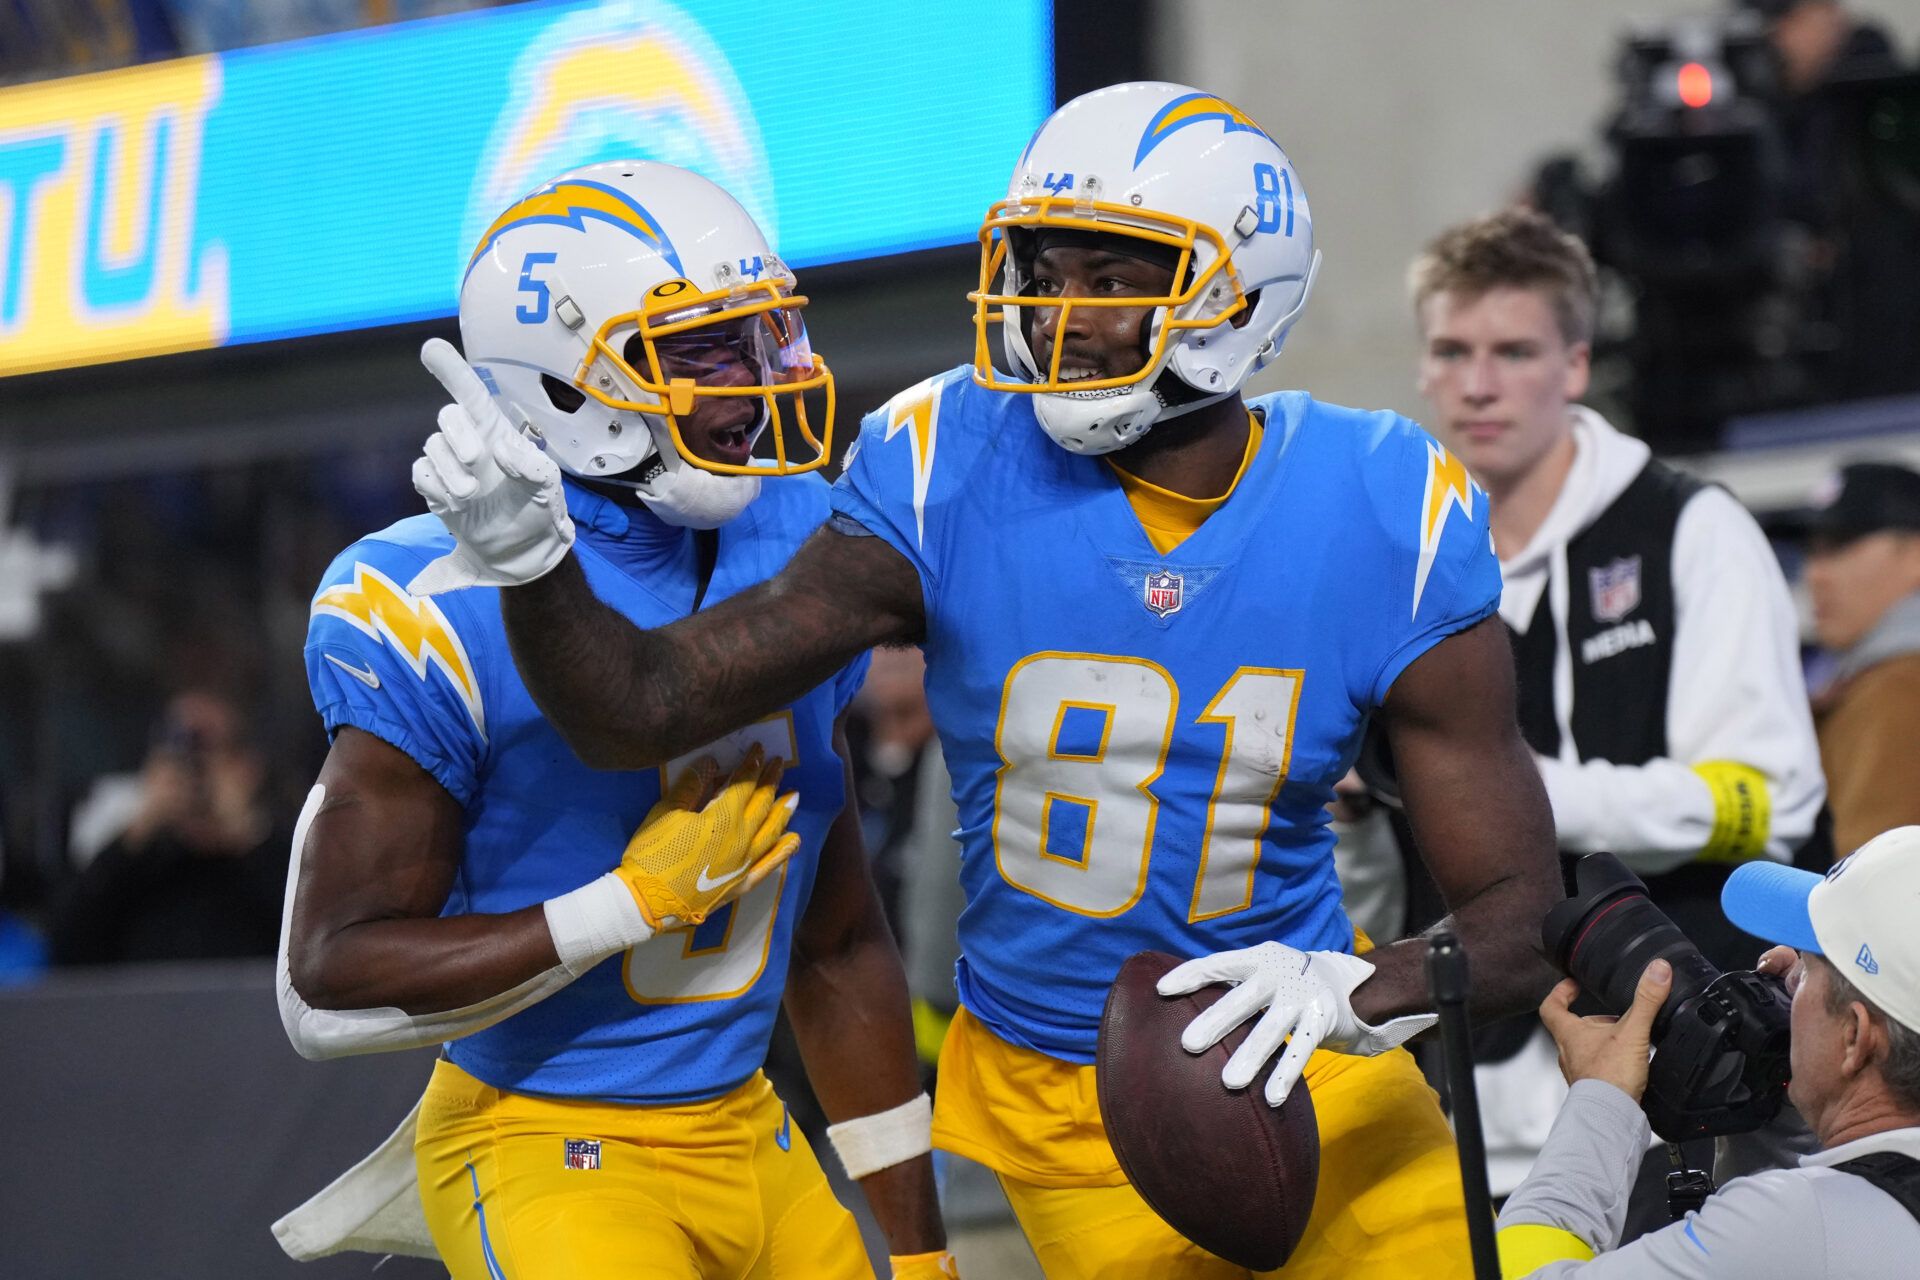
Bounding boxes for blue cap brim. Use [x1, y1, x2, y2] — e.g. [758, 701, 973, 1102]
[1722, 861, 1825, 955]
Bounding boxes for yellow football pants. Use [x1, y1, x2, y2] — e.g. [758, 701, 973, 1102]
[937, 1010, 1473, 1279]
[415, 1058, 872, 1280]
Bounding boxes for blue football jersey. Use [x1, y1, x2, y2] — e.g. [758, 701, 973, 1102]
[304, 477, 866, 1104]
[831, 368, 1499, 1062]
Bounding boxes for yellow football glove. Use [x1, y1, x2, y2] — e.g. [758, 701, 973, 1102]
[617, 745, 800, 929]
[889, 1251, 959, 1279]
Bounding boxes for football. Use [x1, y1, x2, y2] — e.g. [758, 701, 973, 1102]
[1096, 950, 1320, 1271]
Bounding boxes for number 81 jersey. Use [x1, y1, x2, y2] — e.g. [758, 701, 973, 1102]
[831, 369, 1500, 1063]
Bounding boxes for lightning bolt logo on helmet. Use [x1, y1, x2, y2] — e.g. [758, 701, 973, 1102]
[466, 180, 682, 283]
[1133, 92, 1273, 167]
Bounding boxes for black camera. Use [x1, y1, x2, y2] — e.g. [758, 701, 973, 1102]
[1542, 853, 1792, 1141]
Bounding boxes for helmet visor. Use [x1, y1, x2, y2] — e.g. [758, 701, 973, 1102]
[578, 277, 834, 477]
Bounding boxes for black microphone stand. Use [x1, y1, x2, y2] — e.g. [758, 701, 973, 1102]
[1427, 929, 1499, 1280]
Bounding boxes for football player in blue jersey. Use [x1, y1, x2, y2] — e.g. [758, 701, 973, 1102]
[276, 162, 955, 1280]
[415, 87, 1562, 1279]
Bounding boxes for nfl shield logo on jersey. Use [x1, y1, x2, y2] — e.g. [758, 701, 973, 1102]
[1588, 556, 1642, 623]
[563, 1139, 601, 1171]
[1144, 570, 1184, 618]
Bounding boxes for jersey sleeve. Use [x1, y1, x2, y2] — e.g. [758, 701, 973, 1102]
[1365, 416, 1503, 705]
[305, 538, 492, 806]
[829, 370, 969, 607]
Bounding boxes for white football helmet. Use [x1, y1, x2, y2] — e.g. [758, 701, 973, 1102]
[971, 82, 1321, 455]
[458, 161, 834, 528]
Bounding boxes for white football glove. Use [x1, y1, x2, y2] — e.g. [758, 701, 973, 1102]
[1157, 941, 1437, 1106]
[408, 337, 575, 595]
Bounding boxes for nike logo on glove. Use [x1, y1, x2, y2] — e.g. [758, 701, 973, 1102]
[695, 865, 745, 894]
[324, 654, 382, 690]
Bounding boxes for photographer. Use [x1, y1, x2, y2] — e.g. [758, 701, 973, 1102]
[47, 690, 286, 965]
[1499, 826, 1920, 1276]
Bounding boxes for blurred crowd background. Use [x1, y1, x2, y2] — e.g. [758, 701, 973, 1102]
[0, 1, 504, 81]
[4, 1, 1920, 1270]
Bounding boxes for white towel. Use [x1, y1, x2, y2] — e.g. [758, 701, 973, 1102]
[271, 1100, 438, 1261]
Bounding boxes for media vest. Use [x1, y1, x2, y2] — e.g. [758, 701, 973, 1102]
[1509, 459, 1699, 765]
[1506, 458, 1830, 971]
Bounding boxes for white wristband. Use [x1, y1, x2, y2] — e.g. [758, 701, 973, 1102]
[827, 1093, 934, 1180]
[543, 873, 654, 976]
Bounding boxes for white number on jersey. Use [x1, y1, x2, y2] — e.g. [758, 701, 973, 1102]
[992, 654, 1302, 921]
[623, 714, 798, 1004]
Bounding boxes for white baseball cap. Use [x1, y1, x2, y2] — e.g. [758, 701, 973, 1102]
[1723, 827, 1920, 1034]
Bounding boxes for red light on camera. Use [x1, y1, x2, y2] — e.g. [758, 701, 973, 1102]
[1677, 62, 1713, 109]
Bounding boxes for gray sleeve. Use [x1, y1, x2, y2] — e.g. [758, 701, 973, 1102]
[900, 742, 963, 1005]
[1498, 1080, 1652, 1252]
[1509, 1172, 1832, 1278]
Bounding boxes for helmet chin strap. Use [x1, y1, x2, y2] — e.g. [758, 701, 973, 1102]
[640, 464, 761, 530]
[1152, 381, 1234, 423]
[570, 418, 761, 529]
[1032, 370, 1232, 456]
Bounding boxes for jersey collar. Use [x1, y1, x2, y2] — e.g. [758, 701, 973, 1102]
[564, 476, 692, 549]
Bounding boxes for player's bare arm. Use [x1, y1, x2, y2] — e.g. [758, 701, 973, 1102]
[287, 726, 564, 1013]
[502, 523, 923, 769]
[783, 718, 945, 1258]
[287, 726, 797, 1020]
[1352, 616, 1562, 1026]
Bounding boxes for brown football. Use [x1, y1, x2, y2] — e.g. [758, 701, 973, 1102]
[1096, 949, 1320, 1270]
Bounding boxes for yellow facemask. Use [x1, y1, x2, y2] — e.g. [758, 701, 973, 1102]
[968, 194, 1250, 394]
[572, 274, 835, 477]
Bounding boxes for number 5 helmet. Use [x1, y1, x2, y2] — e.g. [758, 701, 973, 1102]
[971, 82, 1320, 455]
[459, 161, 834, 528]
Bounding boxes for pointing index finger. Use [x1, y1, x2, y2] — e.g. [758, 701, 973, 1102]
[420, 337, 498, 425]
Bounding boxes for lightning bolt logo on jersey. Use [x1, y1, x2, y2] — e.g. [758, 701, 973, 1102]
[314, 563, 485, 735]
[1414, 439, 1480, 621]
[304, 476, 868, 1103]
[831, 369, 1498, 1061]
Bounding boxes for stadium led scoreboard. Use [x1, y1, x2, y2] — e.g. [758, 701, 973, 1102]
[0, 0, 1052, 377]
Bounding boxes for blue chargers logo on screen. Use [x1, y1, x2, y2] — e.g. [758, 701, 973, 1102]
[461, 0, 774, 274]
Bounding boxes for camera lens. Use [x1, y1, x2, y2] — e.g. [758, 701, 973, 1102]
[1543, 852, 1794, 1139]
[1541, 853, 1722, 1033]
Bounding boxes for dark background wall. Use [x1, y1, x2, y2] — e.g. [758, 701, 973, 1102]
[0, 962, 443, 1279]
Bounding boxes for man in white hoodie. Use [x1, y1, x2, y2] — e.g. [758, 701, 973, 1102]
[1406, 208, 1828, 1196]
